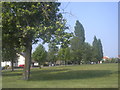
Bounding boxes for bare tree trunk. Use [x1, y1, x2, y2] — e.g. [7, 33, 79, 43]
[11, 59, 14, 72]
[23, 40, 32, 80]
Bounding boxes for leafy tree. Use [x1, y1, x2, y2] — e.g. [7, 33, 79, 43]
[70, 37, 82, 64]
[82, 42, 93, 64]
[32, 44, 47, 69]
[2, 2, 21, 71]
[47, 42, 58, 66]
[2, 16, 20, 71]
[70, 36, 81, 50]
[2, 2, 72, 80]
[58, 47, 71, 65]
[58, 47, 64, 62]
[2, 46, 19, 71]
[64, 47, 71, 65]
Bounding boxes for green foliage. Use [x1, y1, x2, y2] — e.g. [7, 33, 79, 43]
[32, 44, 47, 64]
[70, 36, 81, 50]
[92, 36, 104, 62]
[2, 2, 66, 46]
[64, 47, 71, 61]
[2, 1, 72, 62]
[98, 39, 103, 60]
[47, 43, 58, 63]
[2, 2, 72, 79]
[70, 21, 104, 64]
[70, 20, 85, 64]
[74, 20, 85, 44]
[58, 47, 64, 61]
[58, 47, 71, 64]
[82, 42, 93, 64]
[2, 47, 18, 62]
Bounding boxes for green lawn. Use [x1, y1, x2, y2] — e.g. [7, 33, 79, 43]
[2, 63, 118, 88]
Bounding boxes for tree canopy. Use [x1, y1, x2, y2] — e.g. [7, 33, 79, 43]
[2, 2, 72, 80]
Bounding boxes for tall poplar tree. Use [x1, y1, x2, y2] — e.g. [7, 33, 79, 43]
[98, 39, 103, 62]
[74, 20, 85, 44]
[92, 36, 99, 62]
[92, 36, 103, 63]
[70, 20, 85, 64]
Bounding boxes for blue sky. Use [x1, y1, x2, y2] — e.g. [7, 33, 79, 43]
[60, 2, 118, 58]
[33, 2, 118, 58]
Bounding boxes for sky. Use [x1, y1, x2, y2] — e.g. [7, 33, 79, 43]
[33, 2, 118, 58]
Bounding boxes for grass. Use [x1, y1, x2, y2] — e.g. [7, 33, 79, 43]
[2, 63, 118, 88]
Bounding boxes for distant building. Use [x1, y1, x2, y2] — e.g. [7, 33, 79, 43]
[1, 54, 25, 67]
[99, 56, 109, 64]
[17, 54, 25, 66]
[102, 56, 109, 61]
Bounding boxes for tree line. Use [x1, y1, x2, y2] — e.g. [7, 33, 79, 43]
[32, 20, 104, 67]
[2, 2, 103, 80]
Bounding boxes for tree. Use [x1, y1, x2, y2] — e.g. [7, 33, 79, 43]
[64, 47, 71, 65]
[74, 20, 85, 44]
[92, 36, 103, 63]
[2, 2, 21, 71]
[2, 46, 19, 71]
[70, 37, 82, 64]
[82, 42, 93, 64]
[2, 2, 72, 80]
[70, 20, 85, 65]
[58, 47, 71, 65]
[58, 47, 64, 62]
[97, 39, 104, 63]
[2, 16, 20, 71]
[92, 36, 99, 62]
[32, 44, 47, 69]
[47, 42, 58, 66]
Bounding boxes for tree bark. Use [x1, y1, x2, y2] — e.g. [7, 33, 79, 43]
[23, 40, 32, 80]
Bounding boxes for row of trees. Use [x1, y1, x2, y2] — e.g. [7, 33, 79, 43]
[2, 2, 103, 80]
[32, 20, 103, 67]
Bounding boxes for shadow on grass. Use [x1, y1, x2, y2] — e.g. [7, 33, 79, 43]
[2, 69, 70, 77]
[2, 70, 23, 77]
[29, 69, 112, 81]
[2, 68, 113, 81]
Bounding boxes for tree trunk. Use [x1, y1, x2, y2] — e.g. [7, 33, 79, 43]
[65, 60, 67, 66]
[78, 61, 81, 65]
[54, 61, 56, 66]
[39, 63, 41, 69]
[23, 40, 32, 80]
[11, 59, 14, 72]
